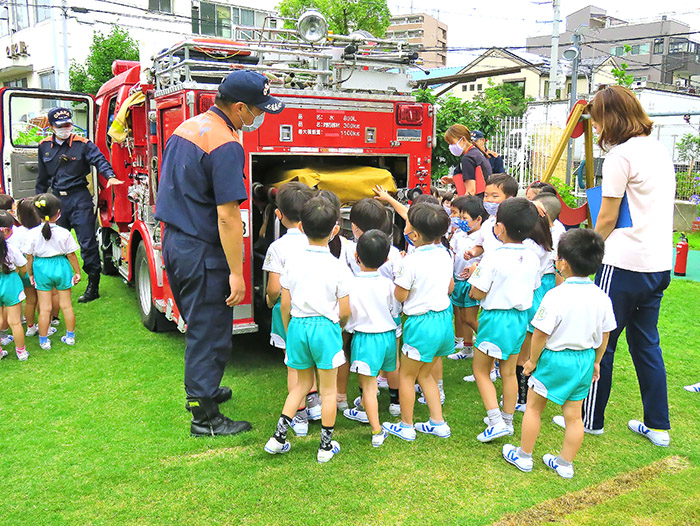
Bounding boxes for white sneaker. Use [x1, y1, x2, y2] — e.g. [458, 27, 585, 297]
[494, 360, 501, 378]
[264, 437, 291, 455]
[306, 404, 322, 421]
[377, 376, 389, 389]
[414, 383, 422, 393]
[337, 400, 349, 411]
[414, 420, 451, 438]
[448, 347, 474, 360]
[317, 441, 340, 463]
[290, 414, 308, 437]
[0, 349, 7, 360]
[463, 369, 497, 383]
[0, 335, 13, 346]
[388, 403, 401, 417]
[683, 382, 700, 393]
[552, 415, 604, 435]
[16, 349, 29, 361]
[543, 454, 574, 479]
[51, 318, 60, 327]
[382, 422, 416, 441]
[483, 416, 514, 435]
[39, 340, 51, 351]
[48, 327, 57, 336]
[628, 420, 670, 447]
[417, 391, 446, 405]
[25, 325, 38, 337]
[61, 335, 75, 346]
[454, 340, 464, 350]
[343, 407, 369, 424]
[477, 421, 513, 443]
[503, 444, 533, 472]
[500, 398, 527, 413]
[372, 429, 388, 447]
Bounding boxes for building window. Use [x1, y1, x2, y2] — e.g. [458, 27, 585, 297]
[461, 85, 467, 92]
[610, 46, 626, 56]
[39, 70, 57, 109]
[11, 0, 30, 31]
[669, 38, 689, 54]
[192, 3, 265, 39]
[4, 78, 27, 88]
[653, 38, 664, 55]
[149, 0, 171, 13]
[477, 84, 482, 91]
[630, 43, 650, 55]
[34, 0, 50, 23]
[469, 84, 475, 91]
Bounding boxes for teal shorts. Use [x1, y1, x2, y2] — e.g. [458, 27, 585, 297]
[285, 316, 345, 370]
[526, 285, 546, 334]
[451, 278, 479, 308]
[393, 316, 403, 338]
[541, 273, 556, 293]
[21, 273, 32, 288]
[0, 272, 26, 307]
[402, 307, 455, 363]
[475, 308, 528, 360]
[33, 255, 73, 292]
[529, 348, 595, 405]
[270, 298, 286, 349]
[350, 330, 397, 376]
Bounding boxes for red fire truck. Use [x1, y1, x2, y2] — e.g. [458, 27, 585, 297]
[1, 13, 435, 335]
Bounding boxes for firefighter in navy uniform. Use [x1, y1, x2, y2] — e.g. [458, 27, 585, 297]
[155, 71, 285, 436]
[35, 107, 123, 302]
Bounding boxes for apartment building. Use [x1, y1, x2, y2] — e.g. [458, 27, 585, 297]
[526, 5, 700, 89]
[386, 13, 447, 68]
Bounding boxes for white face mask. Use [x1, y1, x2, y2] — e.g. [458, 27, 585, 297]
[241, 104, 265, 132]
[448, 138, 464, 156]
[53, 126, 72, 140]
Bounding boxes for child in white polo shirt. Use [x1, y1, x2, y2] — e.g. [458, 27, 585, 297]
[264, 196, 353, 463]
[343, 230, 401, 447]
[263, 181, 317, 433]
[382, 203, 454, 442]
[503, 229, 616, 479]
[0, 212, 29, 361]
[468, 198, 540, 443]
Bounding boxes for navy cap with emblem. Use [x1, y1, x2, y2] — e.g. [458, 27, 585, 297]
[218, 70, 285, 114]
[471, 130, 485, 140]
[48, 107, 73, 126]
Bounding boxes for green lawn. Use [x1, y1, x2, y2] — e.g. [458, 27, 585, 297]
[674, 230, 700, 250]
[1, 276, 699, 525]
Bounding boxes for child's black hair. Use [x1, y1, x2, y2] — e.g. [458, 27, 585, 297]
[529, 203, 553, 252]
[407, 203, 450, 243]
[412, 194, 440, 206]
[34, 193, 61, 241]
[0, 210, 14, 228]
[486, 173, 519, 198]
[350, 198, 390, 234]
[0, 211, 14, 274]
[16, 197, 41, 229]
[317, 190, 342, 257]
[533, 193, 562, 223]
[301, 195, 340, 241]
[557, 229, 605, 276]
[440, 191, 454, 205]
[356, 229, 390, 270]
[276, 182, 316, 223]
[495, 197, 538, 242]
[528, 181, 557, 197]
[452, 195, 489, 223]
[0, 194, 14, 211]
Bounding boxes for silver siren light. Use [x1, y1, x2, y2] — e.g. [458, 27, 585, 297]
[297, 10, 328, 43]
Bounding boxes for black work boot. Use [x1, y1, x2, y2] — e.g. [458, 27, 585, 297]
[213, 386, 233, 404]
[78, 274, 100, 303]
[186, 397, 251, 437]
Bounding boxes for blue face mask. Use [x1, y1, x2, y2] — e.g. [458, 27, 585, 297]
[450, 216, 460, 229]
[456, 219, 471, 233]
[483, 201, 500, 217]
[404, 232, 414, 246]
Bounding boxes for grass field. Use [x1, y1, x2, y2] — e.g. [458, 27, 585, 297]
[674, 230, 700, 250]
[1, 275, 699, 525]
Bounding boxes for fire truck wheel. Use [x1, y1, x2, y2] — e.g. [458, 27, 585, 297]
[98, 228, 119, 276]
[135, 242, 172, 332]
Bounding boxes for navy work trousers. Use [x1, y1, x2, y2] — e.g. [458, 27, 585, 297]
[583, 265, 672, 431]
[162, 226, 233, 399]
[56, 188, 101, 276]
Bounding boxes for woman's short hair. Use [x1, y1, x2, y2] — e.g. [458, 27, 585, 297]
[589, 85, 653, 150]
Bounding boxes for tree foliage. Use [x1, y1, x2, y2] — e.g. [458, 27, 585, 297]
[483, 82, 532, 117]
[69, 26, 139, 95]
[276, 0, 391, 37]
[611, 44, 634, 88]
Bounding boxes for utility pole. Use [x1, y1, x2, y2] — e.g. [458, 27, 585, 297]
[548, 0, 560, 100]
[565, 31, 582, 185]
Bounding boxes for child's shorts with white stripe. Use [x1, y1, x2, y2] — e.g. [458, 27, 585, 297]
[0, 272, 25, 307]
[285, 316, 345, 370]
[527, 274, 556, 333]
[528, 348, 595, 405]
[475, 308, 528, 360]
[451, 277, 479, 308]
[402, 307, 455, 363]
[33, 255, 73, 292]
[270, 298, 286, 349]
[350, 330, 397, 377]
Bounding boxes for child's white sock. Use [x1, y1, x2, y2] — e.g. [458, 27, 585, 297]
[487, 408, 503, 427]
[555, 456, 572, 467]
[517, 447, 531, 459]
[502, 412, 514, 427]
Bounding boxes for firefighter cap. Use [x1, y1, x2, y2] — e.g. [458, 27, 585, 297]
[218, 70, 285, 114]
[48, 107, 73, 126]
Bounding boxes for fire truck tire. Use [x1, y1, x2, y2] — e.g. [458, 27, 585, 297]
[135, 242, 172, 332]
[98, 228, 119, 276]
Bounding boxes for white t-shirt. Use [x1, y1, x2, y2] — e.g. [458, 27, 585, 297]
[280, 246, 353, 323]
[471, 215, 502, 254]
[450, 230, 481, 280]
[25, 224, 80, 258]
[344, 239, 402, 280]
[345, 271, 401, 333]
[601, 136, 675, 272]
[4, 243, 27, 270]
[394, 243, 453, 316]
[531, 276, 617, 351]
[262, 228, 308, 275]
[8, 225, 32, 254]
[524, 239, 554, 285]
[552, 220, 566, 251]
[469, 243, 540, 311]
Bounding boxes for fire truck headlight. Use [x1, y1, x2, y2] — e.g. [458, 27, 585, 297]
[297, 10, 328, 43]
